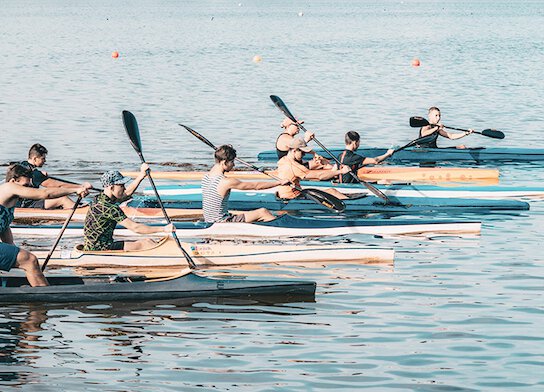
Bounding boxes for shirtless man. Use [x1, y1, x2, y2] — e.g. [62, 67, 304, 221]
[276, 139, 351, 200]
[18, 143, 92, 209]
[0, 164, 90, 286]
[419, 107, 474, 149]
[202, 145, 288, 223]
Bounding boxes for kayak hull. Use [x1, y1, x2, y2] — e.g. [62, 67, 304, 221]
[257, 147, 544, 162]
[123, 166, 499, 183]
[33, 236, 395, 268]
[12, 215, 482, 238]
[0, 273, 316, 304]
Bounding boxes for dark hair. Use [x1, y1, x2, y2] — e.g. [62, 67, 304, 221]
[214, 145, 237, 163]
[345, 131, 360, 144]
[5, 163, 33, 182]
[28, 143, 48, 159]
[428, 107, 440, 113]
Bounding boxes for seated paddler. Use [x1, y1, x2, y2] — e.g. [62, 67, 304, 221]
[202, 145, 288, 223]
[83, 164, 174, 251]
[0, 163, 90, 286]
[418, 107, 474, 149]
[276, 139, 351, 200]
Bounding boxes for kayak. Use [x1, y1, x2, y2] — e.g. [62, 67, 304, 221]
[122, 166, 500, 183]
[148, 183, 544, 200]
[11, 214, 482, 238]
[13, 205, 205, 222]
[0, 272, 316, 304]
[257, 147, 544, 163]
[33, 236, 395, 268]
[134, 193, 530, 213]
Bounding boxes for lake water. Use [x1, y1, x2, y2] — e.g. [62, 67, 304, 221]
[1, 1, 543, 390]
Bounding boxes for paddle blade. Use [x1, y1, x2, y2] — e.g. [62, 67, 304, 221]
[179, 124, 218, 150]
[122, 110, 143, 155]
[481, 129, 505, 139]
[409, 116, 430, 128]
[300, 188, 346, 213]
[270, 95, 297, 123]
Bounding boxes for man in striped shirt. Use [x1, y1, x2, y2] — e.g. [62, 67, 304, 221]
[202, 145, 288, 223]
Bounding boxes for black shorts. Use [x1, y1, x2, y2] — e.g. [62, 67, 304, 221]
[110, 241, 125, 251]
[20, 199, 46, 209]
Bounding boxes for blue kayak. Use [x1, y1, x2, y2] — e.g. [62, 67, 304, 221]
[257, 147, 544, 162]
[132, 193, 529, 213]
[147, 183, 544, 200]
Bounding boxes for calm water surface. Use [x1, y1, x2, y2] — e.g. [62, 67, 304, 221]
[1, 1, 543, 390]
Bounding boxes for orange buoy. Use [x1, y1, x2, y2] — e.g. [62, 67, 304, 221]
[411, 58, 420, 67]
[112, 51, 119, 59]
[252, 55, 262, 63]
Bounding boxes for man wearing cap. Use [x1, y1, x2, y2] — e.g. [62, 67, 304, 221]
[275, 118, 329, 167]
[276, 139, 351, 199]
[202, 145, 289, 223]
[83, 163, 174, 251]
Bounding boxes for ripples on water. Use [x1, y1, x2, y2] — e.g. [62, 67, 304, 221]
[1, 0, 544, 390]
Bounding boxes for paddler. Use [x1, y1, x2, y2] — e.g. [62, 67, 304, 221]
[202, 145, 289, 223]
[275, 118, 329, 168]
[418, 107, 474, 149]
[0, 164, 90, 286]
[337, 131, 394, 183]
[83, 164, 174, 251]
[18, 144, 92, 209]
[276, 139, 351, 200]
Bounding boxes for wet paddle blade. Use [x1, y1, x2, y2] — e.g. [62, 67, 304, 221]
[409, 116, 430, 128]
[481, 129, 505, 139]
[179, 124, 218, 150]
[270, 95, 298, 123]
[301, 189, 346, 213]
[122, 110, 143, 155]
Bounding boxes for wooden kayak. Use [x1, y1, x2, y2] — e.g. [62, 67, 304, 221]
[33, 236, 395, 268]
[257, 147, 544, 163]
[13, 205, 206, 222]
[122, 166, 499, 183]
[11, 215, 482, 238]
[149, 183, 544, 200]
[0, 272, 316, 304]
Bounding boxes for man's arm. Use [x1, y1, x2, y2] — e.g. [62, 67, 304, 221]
[124, 163, 149, 197]
[9, 183, 89, 200]
[220, 178, 285, 194]
[0, 227, 15, 245]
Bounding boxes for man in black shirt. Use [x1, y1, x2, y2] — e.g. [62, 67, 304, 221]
[337, 131, 394, 183]
[19, 144, 91, 209]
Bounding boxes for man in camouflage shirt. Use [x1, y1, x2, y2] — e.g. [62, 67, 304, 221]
[83, 164, 174, 251]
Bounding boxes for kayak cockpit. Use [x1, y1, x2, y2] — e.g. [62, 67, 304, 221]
[0, 274, 148, 288]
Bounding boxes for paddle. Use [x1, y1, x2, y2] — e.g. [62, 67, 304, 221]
[391, 134, 439, 153]
[122, 110, 197, 269]
[40, 195, 83, 271]
[410, 116, 505, 139]
[180, 124, 346, 213]
[269, 95, 394, 204]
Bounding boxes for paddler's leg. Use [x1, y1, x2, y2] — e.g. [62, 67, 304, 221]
[242, 208, 276, 223]
[44, 196, 76, 210]
[323, 188, 349, 200]
[121, 238, 157, 251]
[15, 248, 49, 287]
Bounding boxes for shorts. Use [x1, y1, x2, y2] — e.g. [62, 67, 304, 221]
[110, 241, 125, 251]
[0, 243, 20, 271]
[220, 214, 246, 223]
[20, 199, 46, 209]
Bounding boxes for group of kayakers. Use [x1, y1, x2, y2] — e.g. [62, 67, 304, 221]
[1, 106, 474, 286]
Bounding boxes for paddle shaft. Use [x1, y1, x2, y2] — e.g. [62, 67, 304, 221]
[138, 152, 197, 269]
[41, 195, 83, 271]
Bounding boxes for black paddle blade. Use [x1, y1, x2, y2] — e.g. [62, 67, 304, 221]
[482, 129, 505, 139]
[301, 189, 346, 213]
[270, 95, 298, 123]
[122, 110, 143, 154]
[409, 116, 430, 128]
[179, 124, 218, 150]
